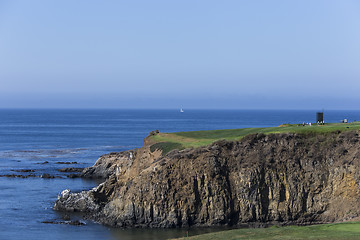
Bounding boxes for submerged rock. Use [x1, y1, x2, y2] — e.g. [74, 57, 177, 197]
[67, 174, 81, 178]
[0, 174, 37, 178]
[54, 131, 360, 228]
[41, 173, 55, 179]
[58, 167, 84, 172]
[42, 219, 85, 226]
[12, 169, 35, 173]
[56, 161, 78, 164]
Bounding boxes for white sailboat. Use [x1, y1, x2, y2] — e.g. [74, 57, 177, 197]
[180, 108, 184, 113]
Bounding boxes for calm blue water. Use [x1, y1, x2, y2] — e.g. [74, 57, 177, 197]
[0, 109, 359, 240]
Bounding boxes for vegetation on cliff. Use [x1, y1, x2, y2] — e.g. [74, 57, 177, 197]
[173, 221, 360, 240]
[148, 122, 360, 154]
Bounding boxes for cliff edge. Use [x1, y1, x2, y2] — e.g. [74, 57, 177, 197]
[54, 130, 360, 228]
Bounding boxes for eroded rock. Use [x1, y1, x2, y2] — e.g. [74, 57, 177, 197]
[54, 188, 99, 212]
[81, 150, 137, 179]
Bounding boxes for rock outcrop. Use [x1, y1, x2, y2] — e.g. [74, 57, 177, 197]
[81, 150, 137, 179]
[54, 131, 360, 228]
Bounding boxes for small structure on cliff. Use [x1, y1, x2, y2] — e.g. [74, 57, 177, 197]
[316, 112, 324, 124]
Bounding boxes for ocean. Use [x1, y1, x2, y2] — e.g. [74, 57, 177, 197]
[0, 109, 359, 240]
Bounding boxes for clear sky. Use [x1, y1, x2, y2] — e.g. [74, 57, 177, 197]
[1, 0, 360, 109]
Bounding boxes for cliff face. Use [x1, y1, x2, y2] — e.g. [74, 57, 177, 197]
[54, 131, 360, 228]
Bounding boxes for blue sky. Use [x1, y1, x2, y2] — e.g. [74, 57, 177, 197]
[0, 0, 360, 109]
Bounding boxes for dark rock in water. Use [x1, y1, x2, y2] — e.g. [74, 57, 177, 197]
[41, 174, 55, 179]
[42, 220, 57, 224]
[55, 131, 360, 228]
[12, 169, 35, 173]
[58, 167, 84, 172]
[1, 173, 59, 179]
[0, 174, 37, 178]
[56, 161, 78, 164]
[68, 220, 85, 226]
[42, 219, 85, 226]
[0, 173, 61, 178]
[62, 214, 71, 221]
[39, 161, 49, 164]
[67, 174, 81, 178]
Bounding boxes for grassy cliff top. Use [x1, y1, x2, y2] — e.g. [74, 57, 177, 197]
[172, 221, 360, 240]
[148, 122, 360, 154]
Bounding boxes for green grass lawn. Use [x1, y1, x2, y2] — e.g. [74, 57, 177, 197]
[149, 122, 360, 154]
[172, 222, 360, 240]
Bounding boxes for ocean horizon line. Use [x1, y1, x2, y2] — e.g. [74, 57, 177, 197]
[1, 107, 360, 111]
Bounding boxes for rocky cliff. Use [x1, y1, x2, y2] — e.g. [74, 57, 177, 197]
[54, 131, 360, 228]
